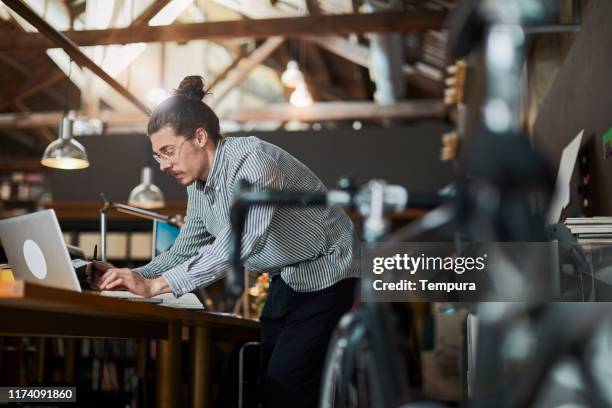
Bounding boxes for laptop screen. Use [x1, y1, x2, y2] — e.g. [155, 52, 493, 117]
[152, 220, 181, 257]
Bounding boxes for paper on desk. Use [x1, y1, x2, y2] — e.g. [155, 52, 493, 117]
[548, 130, 584, 224]
[99, 290, 204, 309]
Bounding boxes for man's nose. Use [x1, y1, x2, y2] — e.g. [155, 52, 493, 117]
[160, 160, 172, 172]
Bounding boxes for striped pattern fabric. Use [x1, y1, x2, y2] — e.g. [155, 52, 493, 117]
[134, 136, 360, 296]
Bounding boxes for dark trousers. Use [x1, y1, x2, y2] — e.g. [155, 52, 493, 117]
[259, 276, 358, 408]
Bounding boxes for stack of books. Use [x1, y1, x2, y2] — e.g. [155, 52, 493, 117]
[564, 217, 612, 244]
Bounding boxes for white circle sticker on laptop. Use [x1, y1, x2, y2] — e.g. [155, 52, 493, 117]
[23, 239, 47, 280]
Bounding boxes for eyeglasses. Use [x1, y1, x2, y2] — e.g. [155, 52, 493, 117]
[152, 137, 189, 165]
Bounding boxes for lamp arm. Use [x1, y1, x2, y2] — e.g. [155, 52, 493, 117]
[98, 193, 184, 262]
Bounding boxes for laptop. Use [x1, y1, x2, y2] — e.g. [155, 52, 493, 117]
[0, 210, 203, 309]
[0, 209, 81, 292]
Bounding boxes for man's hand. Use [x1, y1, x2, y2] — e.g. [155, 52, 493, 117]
[85, 260, 114, 289]
[97, 268, 170, 298]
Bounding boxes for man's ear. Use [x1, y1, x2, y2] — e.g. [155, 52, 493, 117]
[195, 128, 208, 147]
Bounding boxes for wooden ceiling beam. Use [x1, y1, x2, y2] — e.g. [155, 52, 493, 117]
[0, 100, 445, 127]
[132, 0, 171, 26]
[306, 34, 420, 76]
[307, 35, 443, 95]
[204, 52, 245, 93]
[306, 35, 371, 69]
[0, 11, 446, 50]
[210, 37, 285, 107]
[305, 0, 322, 15]
[0, 12, 75, 111]
[302, 44, 341, 101]
[0, 52, 66, 109]
[2, 0, 150, 115]
[301, 0, 349, 102]
[0, 71, 65, 110]
[223, 101, 446, 122]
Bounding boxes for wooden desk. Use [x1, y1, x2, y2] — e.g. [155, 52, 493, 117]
[0, 280, 260, 408]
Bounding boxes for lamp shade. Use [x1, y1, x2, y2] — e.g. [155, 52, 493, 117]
[41, 116, 90, 170]
[128, 166, 165, 209]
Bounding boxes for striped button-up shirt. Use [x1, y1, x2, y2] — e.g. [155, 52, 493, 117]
[135, 136, 359, 296]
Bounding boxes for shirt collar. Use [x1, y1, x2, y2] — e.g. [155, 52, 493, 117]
[196, 139, 225, 192]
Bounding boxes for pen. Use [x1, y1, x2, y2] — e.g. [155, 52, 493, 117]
[93, 244, 97, 261]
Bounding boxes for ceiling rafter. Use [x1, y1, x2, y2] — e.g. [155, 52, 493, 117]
[209, 0, 441, 98]
[210, 36, 286, 107]
[2, 0, 149, 114]
[3, 0, 176, 116]
[306, 34, 441, 93]
[0, 18, 67, 110]
[0, 99, 446, 127]
[0, 11, 446, 50]
[301, 0, 352, 102]
[209, 0, 360, 102]
[78, 0, 166, 117]
[132, 0, 170, 26]
[0, 63, 65, 110]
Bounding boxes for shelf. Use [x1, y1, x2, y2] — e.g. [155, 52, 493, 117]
[1, 199, 39, 206]
[41, 201, 427, 223]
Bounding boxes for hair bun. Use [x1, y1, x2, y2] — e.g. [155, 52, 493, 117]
[174, 75, 208, 101]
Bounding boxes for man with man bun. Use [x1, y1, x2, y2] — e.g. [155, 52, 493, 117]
[94, 76, 360, 407]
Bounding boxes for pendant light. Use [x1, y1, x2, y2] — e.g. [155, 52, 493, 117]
[290, 80, 313, 107]
[127, 4, 164, 210]
[41, 115, 90, 170]
[41, 58, 89, 170]
[281, 60, 303, 88]
[284, 36, 312, 107]
[128, 166, 165, 209]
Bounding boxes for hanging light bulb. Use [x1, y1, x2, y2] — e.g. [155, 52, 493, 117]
[128, 166, 165, 209]
[290, 81, 313, 107]
[41, 116, 90, 170]
[281, 60, 304, 88]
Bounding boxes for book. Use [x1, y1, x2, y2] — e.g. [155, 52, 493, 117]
[577, 238, 612, 244]
[566, 217, 612, 224]
[565, 225, 612, 234]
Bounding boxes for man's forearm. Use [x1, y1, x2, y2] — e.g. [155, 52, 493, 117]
[134, 251, 185, 279]
[149, 275, 172, 296]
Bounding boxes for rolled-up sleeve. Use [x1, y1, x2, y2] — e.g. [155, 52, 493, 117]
[162, 151, 285, 296]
